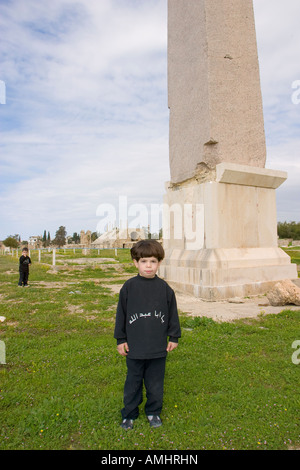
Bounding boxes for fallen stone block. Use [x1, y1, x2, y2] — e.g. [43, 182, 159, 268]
[267, 279, 300, 306]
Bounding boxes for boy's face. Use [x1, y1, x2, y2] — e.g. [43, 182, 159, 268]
[22, 250, 28, 256]
[133, 256, 161, 279]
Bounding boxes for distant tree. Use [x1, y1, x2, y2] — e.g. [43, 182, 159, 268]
[71, 232, 80, 244]
[278, 221, 300, 240]
[3, 236, 19, 249]
[91, 232, 98, 242]
[42, 230, 51, 247]
[53, 226, 67, 247]
[42, 230, 47, 247]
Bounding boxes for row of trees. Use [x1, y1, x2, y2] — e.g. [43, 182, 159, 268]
[277, 221, 300, 240]
[1, 228, 69, 249]
[3, 222, 299, 249]
[42, 227, 89, 247]
[2, 227, 99, 249]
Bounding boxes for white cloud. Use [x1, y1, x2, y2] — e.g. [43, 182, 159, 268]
[0, 0, 169, 239]
[254, 0, 300, 133]
[253, 0, 300, 223]
[0, 0, 299, 240]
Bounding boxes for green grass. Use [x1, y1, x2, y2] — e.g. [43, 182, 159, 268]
[282, 246, 300, 269]
[0, 253, 299, 450]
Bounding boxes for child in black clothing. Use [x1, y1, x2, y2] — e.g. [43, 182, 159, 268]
[18, 247, 31, 287]
[114, 240, 181, 430]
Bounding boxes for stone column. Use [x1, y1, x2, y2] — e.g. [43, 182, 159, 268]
[168, 0, 266, 184]
[160, 0, 297, 300]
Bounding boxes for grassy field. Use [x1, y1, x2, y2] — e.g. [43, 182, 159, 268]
[0, 250, 299, 450]
[282, 247, 300, 266]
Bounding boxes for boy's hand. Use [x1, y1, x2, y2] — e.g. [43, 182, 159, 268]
[117, 342, 129, 356]
[166, 341, 178, 352]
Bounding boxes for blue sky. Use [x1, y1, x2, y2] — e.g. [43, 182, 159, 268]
[0, 0, 299, 241]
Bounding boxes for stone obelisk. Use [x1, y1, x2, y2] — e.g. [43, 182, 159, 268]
[159, 0, 297, 300]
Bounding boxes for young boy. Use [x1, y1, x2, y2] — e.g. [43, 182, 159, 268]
[18, 247, 31, 287]
[114, 240, 181, 430]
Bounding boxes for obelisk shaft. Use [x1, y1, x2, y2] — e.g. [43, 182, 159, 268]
[168, 0, 266, 184]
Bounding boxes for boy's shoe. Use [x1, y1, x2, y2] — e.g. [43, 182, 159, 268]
[147, 415, 162, 428]
[121, 419, 134, 430]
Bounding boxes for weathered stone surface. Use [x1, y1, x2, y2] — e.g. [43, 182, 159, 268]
[160, 166, 298, 300]
[161, 1, 297, 300]
[267, 280, 300, 306]
[168, 0, 266, 184]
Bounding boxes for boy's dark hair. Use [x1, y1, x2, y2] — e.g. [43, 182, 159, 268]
[130, 240, 165, 262]
[22, 247, 28, 252]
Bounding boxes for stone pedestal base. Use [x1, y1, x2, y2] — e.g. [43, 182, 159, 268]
[159, 163, 298, 301]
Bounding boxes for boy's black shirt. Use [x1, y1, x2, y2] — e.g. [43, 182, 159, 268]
[19, 255, 31, 272]
[114, 274, 181, 360]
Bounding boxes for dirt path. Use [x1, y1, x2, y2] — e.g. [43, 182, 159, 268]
[106, 283, 300, 322]
[22, 261, 300, 322]
[175, 291, 300, 322]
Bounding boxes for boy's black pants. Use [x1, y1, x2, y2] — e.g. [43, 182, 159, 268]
[121, 356, 166, 420]
[18, 270, 29, 286]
